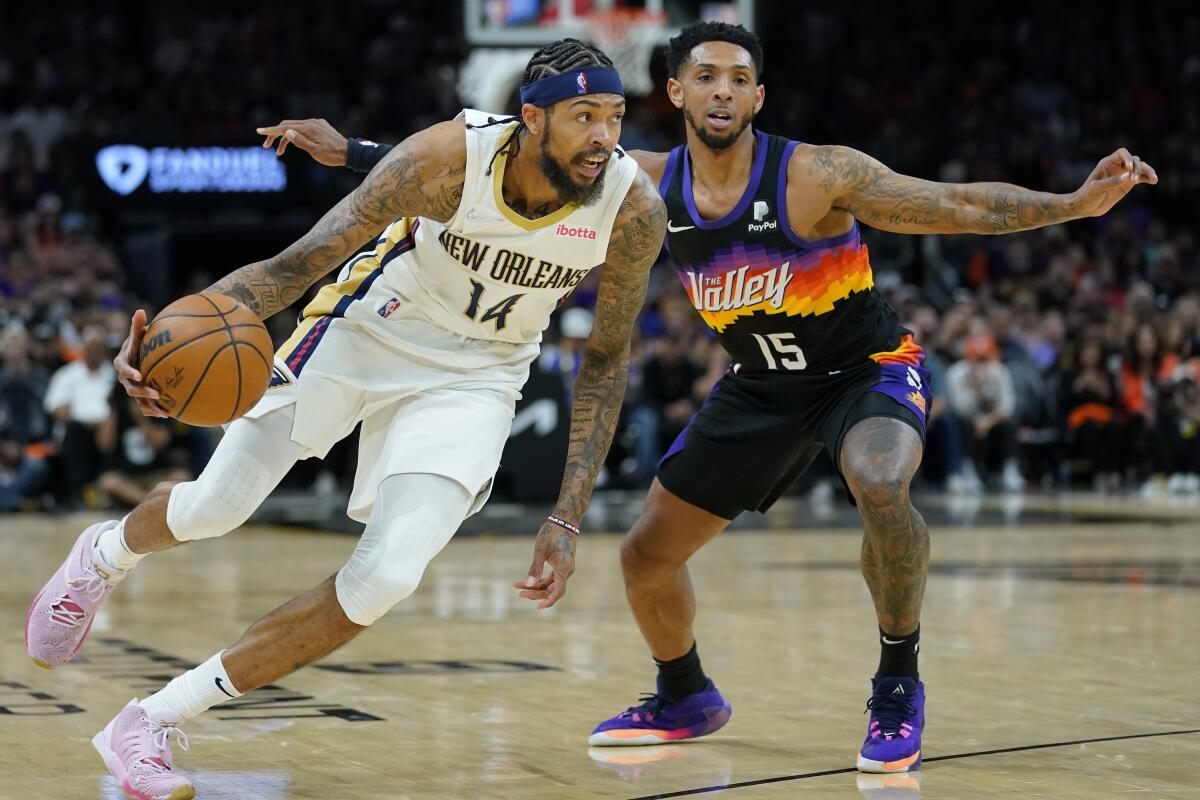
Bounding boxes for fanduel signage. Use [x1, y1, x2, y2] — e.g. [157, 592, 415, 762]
[96, 145, 287, 195]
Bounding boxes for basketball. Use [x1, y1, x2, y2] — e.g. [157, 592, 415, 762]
[138, 292, 274, 427]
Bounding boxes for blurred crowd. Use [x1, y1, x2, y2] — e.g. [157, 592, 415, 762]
[2, 3, 1198, 511]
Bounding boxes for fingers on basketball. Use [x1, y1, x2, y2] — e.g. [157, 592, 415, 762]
[137, 292, 274, 426]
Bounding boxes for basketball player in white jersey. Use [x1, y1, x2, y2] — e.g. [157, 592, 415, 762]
[24, 39, 666, 800]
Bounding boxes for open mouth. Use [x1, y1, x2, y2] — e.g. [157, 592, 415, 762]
[706, 108, 734, 128]
[576, 153, 608, 178]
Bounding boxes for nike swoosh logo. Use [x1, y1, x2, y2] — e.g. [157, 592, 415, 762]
[666, 221, 695, 233]
[215, 677, 236, 699]
[881, 637, 906, 645]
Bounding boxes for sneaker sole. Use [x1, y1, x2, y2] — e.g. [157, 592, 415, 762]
[588, 729, 685, 746]
[856, 751, 921, 773]
[92, 729, 197, 800]
[588, 706, 732, 747]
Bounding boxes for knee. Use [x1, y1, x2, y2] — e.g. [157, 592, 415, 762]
[167, 454, 273, 541]
[845, 463, 912, 512]
[335, 503, 455, 626]
[337, 560, 425, 626]
[619, 524, 684, 584]
[336, 559, 427, 627]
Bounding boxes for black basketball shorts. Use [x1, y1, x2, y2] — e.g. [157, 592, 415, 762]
[656, 345, 932, 520]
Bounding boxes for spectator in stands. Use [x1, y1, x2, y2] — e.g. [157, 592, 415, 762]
[630, 333, 704, 485]
[539, 306, 593, 386]
[1156, 360, 1200, 494]
[0, 324, 51, 510]
[95, 385, 192, 508]
[42, 326, 115, 505]
[908, 307, 969, 491]
[946, 333, 1024, 492]
[1063, 338, 1123, 491]
[1119, 322, 1173, 483]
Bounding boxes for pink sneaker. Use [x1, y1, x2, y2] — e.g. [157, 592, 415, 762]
[93, 699, 195, 800]
[25, 520, 123, 668]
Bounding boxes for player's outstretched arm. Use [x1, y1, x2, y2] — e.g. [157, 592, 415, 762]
[207, 119, 467, 320]
[802, 145, 1157, 235]
[515, 170, 668, 610]
[258, 118, 395, 173]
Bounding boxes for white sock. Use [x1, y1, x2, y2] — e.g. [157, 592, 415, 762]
[93, 516, 146, 575]
[141, 651, 243, 726]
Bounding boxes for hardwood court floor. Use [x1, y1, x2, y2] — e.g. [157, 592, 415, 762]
[2, 499, 1199, 799]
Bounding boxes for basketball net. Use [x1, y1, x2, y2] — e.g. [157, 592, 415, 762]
[584, 9, 665, 97]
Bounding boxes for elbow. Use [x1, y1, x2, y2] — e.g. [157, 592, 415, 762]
[581, 345, 630, 379]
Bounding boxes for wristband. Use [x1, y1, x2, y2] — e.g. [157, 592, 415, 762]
[346, 138, 393, 173]
[546, 515, 581, 535]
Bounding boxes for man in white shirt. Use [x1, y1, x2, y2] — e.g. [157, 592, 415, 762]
[43, 326, 115, 503]
[945, 333, 1023, 491]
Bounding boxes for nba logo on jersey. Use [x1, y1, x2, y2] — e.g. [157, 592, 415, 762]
[576, 72, 589, 94]
[377, 297, 402, 318]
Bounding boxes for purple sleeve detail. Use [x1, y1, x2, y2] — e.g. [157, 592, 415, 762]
[659, 146, 683, 198]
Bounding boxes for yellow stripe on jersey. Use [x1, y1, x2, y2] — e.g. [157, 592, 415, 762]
[300, 217, 415, 319]
[491, 126, 577, 231]
[275, 313, 323, 362]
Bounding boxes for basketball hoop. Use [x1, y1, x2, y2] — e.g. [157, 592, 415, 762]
[584, 9, 666, 97]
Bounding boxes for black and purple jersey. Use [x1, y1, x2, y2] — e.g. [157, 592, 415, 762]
[660, 129, 916, 373]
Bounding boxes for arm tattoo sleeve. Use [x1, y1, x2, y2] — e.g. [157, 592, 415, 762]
[810, 145, 1079, 235]
[207, 125, 465, 319]
[552, 173, 667, 524]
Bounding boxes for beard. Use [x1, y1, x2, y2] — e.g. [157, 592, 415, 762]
[538, 118, 608, 207]
[683, 106, 754, 150]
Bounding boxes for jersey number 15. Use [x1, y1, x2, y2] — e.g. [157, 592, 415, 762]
[751, 332, 807, 370]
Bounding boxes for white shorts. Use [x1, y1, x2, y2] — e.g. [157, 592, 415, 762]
[244, 305, 538, 522]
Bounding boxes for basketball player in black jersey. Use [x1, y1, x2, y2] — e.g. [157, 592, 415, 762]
[263, 23, 1155, 773]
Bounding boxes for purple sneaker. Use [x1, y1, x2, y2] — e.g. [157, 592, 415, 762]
[588, 678, 731, 746]
[856, 677, 924, 773]
[25, 520, 122, 669]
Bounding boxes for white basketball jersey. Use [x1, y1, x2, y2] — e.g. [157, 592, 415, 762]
[299, 108, 638, 350]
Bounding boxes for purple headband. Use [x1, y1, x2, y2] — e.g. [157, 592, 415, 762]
[519, 67, 625, 108]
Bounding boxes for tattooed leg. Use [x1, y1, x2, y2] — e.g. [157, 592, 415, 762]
[839, 417, 928, 636]
[620, 480, 730, 661]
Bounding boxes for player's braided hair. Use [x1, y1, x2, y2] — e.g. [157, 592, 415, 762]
[467, 38, 617, 175]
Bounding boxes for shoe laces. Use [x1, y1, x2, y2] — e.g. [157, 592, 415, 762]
[132, 724, 189, 778]
[621, 693, 667, 719]
[66, 554, 120, 604]
[48, 565, 115, 627]
[865, 691, 916, 736]
[66, 566, 114, 602]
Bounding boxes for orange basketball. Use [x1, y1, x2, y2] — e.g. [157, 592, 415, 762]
[138, 292, 274, 427]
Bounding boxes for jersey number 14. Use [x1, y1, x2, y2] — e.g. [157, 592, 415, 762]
[464, 280, 524, 332]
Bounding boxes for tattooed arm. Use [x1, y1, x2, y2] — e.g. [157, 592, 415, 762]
[795, 144, 1157, 235]
[515, 169, 667, 610]
[113, 119, 467, 417]
[207, 118, 468, 318]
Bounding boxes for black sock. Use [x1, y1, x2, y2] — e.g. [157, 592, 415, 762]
[875, 626, 920, 681]
[655, 642, 708, 699]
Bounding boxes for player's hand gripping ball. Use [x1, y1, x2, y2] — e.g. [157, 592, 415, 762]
[136, 293, 274, 426]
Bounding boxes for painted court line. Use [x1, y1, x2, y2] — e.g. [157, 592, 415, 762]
[625, 728, 1200, 799]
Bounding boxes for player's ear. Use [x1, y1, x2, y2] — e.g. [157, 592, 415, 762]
[521, 104, 545, 136]
[754, 83, 765, 115]
[666, 78, 685, 110]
